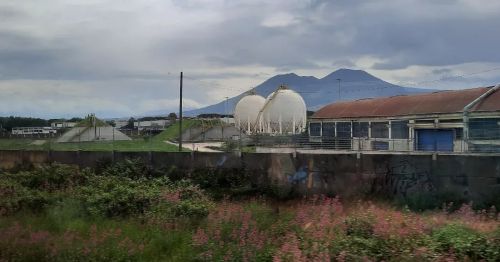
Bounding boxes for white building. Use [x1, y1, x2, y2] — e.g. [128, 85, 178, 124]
[134, 120, 170, 131]
[12, 127, 57, 136]
[50, 122, 77, 129]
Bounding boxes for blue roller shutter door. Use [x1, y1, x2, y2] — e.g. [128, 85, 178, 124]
[416, 129, 453, 152]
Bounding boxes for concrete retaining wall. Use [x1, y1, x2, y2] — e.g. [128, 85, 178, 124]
[1, 150, 499, 202]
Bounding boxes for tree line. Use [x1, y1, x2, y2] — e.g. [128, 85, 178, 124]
[0, 116, 83, 131]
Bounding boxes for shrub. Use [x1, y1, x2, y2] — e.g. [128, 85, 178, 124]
[432, 223, 488, 260]
[344, 216, 374, 238]
[0, 178, 57, 215]
[77, 176, 169, 217]
[148, 180, 213, 219]
[398, 189, 468, 212]
[99, 158, 156, 179]
[188, 168, 255, 199]
[334, 236, 386, 260]
[192, 200, 273, 261]
[2, 163, 88, 192]
[485, 228, 500, 260]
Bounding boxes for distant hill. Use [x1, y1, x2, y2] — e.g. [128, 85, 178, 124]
[184, 69, 434, 116]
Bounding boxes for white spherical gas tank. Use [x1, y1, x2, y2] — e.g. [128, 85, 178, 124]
[234, 94, 266, 133]
[261, 86, 307, 134]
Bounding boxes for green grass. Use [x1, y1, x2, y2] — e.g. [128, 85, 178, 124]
[0, 209, 197, 261]
[0, 121, 202, 152]
[153, 119, 201, 142]
[241, 146, 256, 153]
[0, 119, 228, 152]
[0, 138, 181, 152]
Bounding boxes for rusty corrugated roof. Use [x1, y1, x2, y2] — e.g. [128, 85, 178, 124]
[312, 86, 500, 119]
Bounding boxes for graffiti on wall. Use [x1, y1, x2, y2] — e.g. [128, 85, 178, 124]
[372, 158, 435, 196]
[288, 166, 308, 184]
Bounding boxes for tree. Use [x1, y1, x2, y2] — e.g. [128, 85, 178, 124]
[0, 116, 48, 131]
[168, 112, 177, 123]
[124, 117, 135, 129]
[106, 120, 116, 127]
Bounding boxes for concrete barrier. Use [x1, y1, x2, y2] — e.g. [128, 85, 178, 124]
[1, 150, 499, 203]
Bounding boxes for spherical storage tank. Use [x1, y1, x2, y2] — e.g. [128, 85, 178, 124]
[259, 86, 307, 134]
[234, 93, 266, 133]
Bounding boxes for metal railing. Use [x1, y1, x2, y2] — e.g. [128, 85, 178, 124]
[245, 133, 500, 154]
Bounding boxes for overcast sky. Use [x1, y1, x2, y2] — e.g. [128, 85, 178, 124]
[1, 0, 500, 118]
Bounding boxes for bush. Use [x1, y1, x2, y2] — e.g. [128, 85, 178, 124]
[192, 201, 272, 261]
[2, 163, 88, 192]
[0, 179, 54, 215]
[148, 180, 213, 219]
[77, 176, 169, 217]
[398, 190, 468, 211]
[485, 228, 500, 260]
[432, 223, 488, 260]
[344, 216, 374, 238]
[99, 158, 157, 179]
[335, 236, 387, 260]
[188, 168, 255, 199]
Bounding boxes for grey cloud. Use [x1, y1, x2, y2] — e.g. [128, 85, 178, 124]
[432, 68, 452, 75]
[0, 6, 26, 20]
[1, 0, 500, 118]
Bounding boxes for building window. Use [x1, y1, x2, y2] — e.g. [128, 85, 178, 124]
[469, 118, 500, 140]
[371, 122, 389, 138]
[336, 122, 352, 138]
[309, 122, 321, 136]
[353, 122, 369, 138]
[391, 121, 409, 139]
[322, 122, 335, 137]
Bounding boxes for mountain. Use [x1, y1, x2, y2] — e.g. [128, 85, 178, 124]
[184, 69, 434, 116]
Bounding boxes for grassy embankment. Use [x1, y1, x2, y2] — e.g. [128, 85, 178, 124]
[0, 119, 201, 152]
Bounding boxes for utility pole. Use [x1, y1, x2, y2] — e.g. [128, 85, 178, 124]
[223, 96, 228, 141]
[224, 96, 229, 118]
[336, 78, 341, 101]
[178, 72, 183, 152]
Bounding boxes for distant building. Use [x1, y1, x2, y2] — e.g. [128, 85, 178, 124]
[220, 117, 235, 125]
[134, 120, 170, 131]
[308, 85, 500, 153]
[50, 121, 77, 129]
[114, 120, 129, 129]
[12, 127, 57, 136]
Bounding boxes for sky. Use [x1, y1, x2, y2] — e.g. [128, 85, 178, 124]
[1, 0, 500, 118]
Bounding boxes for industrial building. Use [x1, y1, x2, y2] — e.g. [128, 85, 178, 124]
[308, 85, 500, 153]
